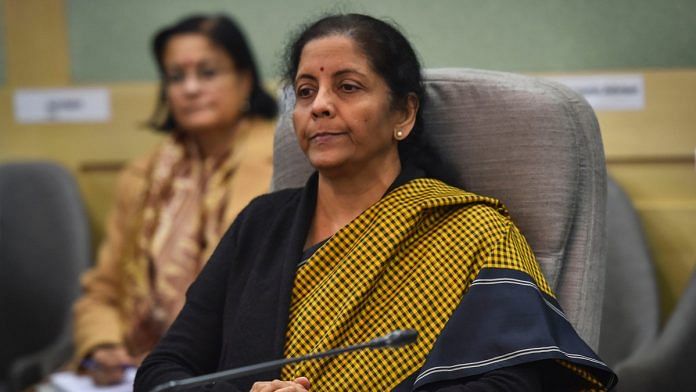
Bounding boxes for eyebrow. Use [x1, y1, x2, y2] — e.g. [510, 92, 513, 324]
[165, 58, 225, 71]
[295, 67, 368, 83]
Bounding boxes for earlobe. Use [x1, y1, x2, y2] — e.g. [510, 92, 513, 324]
[241, 70, 254, 98]
[394, 128, 405, 140]
[394, 93, 419, 140]
[239, 72, 254, 114]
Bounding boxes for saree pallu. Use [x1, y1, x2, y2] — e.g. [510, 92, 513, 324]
[281, 178, 616, 391]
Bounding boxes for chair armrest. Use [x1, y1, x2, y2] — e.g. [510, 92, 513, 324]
[8, 326, 74, 391]
[615, 270, 696, 390]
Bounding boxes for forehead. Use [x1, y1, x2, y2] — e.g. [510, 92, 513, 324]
[163, 33, 231, 65]
[297, 35, 370, 73]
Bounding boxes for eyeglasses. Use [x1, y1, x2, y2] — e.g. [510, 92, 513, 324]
[164, 66, 233, 89]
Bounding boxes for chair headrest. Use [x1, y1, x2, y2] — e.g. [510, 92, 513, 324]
[272, 68, 606, 286]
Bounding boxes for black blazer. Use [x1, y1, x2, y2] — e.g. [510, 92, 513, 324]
[134, 168, 559, 391]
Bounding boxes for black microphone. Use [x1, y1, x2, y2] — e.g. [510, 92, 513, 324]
[150, 329, 418, 392]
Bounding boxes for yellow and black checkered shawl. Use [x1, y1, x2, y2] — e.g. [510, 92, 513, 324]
[280, 177, 615, 391]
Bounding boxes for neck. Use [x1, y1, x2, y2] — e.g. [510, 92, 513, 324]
[306, 155, 401, 248]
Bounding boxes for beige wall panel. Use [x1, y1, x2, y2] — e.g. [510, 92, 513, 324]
[608, 165, 696, 202]
[608, 164, 696, 318]
[1, 83, 164, 249]
[598, 69, 696, 158]
[1, 83, 162, 165]
[3, 0, 70, 86]
[638, 208, 696, 319]
[79, 171, 121, 253]
[596, 70, 696, 319]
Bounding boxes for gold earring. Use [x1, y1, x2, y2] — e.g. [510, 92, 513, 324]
[395, 129, 404, 139]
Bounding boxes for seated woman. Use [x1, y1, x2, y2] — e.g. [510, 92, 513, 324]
[72, 14, 276, 385]
[135, 13, 616, 391]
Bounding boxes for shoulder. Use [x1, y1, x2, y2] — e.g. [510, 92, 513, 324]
[115, 139, 170, 185]
[407, 178, 510, 218]
[408, 178, 514, 235]
[221, 185, 306, 239]
[111, 138, 175, 207]
[111, 144, 158, 200]
[246, 116, 276, 133]
[236, 187, 304, 223]
[213, 186, 305, 256]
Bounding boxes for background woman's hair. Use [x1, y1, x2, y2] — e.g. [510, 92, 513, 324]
[283, 13, 447, 176]
[149, 14, 277, 132]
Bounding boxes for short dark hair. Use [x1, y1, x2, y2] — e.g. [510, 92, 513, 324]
[149, 14, 277, 131]
[283, 13, 426, 168]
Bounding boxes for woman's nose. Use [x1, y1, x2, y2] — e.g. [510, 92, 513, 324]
[182, 74, 202, 95]
[311, 88, 334, 119]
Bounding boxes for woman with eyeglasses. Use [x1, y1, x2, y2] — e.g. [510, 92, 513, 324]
[72, 14, 276, 386]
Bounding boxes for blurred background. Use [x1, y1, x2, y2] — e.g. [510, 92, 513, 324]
[0, 0, 694, 321]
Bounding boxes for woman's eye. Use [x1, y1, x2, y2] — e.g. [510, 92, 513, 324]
[297, 87, 315, 98]
[199, 68, 219, 79]
[340, 84, 359, 92]
[166, 73, 185, 84]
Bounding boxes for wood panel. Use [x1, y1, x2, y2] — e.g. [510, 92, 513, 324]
[599, 69, 696, 158]
[3, 0, 70, 86]
[0, 83, 164, 250]
[608, 165, 696, 319]
[596, 70, 696, 318]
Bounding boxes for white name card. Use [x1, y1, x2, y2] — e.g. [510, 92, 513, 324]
[13, 88, 111, 123]
[545, 74, 645, 111]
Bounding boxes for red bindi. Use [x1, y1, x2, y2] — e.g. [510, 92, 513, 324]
[320, 66, 324, 72]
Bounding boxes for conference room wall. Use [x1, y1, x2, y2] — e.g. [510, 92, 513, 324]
[0, 2, 5, 86]
[0, 0, 694, 319]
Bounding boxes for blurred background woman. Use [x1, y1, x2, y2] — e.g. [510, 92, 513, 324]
[72, 14, 276, 385]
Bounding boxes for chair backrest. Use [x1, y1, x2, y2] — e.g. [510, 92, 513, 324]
[600, 179, 696, 389]
[599, 177, 660, 366]
[0, 162, 91, 384]
[271, 68, 608, 350]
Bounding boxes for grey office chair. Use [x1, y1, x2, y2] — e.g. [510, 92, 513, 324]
[271, 68, 608, 350]
[600, 177, 696, 390]
[0, 162, 91, 391]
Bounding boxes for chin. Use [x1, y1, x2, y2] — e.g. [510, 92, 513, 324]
[178, 121, 219, 134]
[310, 160, 361, 179]
[310, 160, 341, 172]
[307, 151, 348, 171]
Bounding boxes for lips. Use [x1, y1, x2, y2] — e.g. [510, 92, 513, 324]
[180, 103, 213, 114]
[183, 107, 209, 114]
[309, 131, 346, 143]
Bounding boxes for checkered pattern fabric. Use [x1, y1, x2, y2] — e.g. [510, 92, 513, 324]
[281, 178, 554, 390]
[556, 359, 608, 391]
